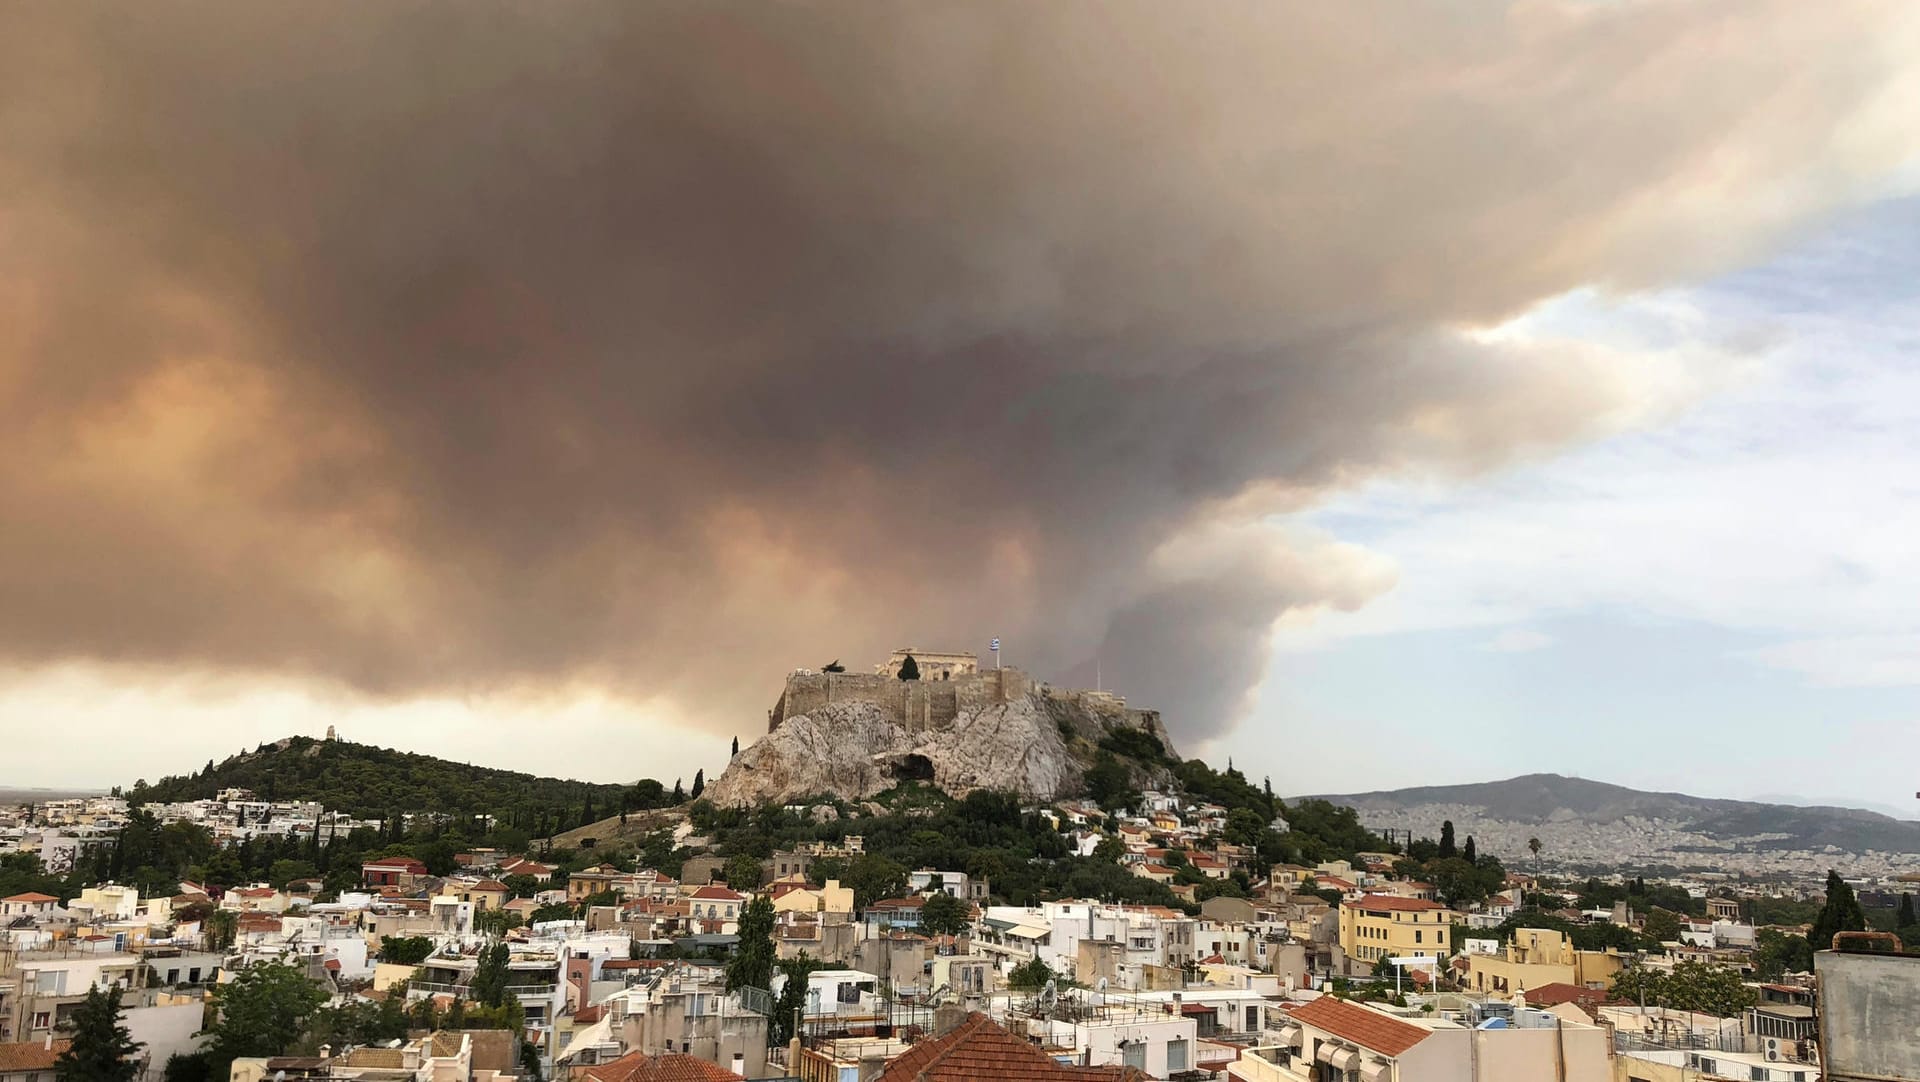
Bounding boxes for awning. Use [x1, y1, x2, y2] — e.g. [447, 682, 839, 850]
[1328, 1048, 1360, 1073]
[1360, 1058, 1391, 1082]
[1276, 1023, 1303, 1048]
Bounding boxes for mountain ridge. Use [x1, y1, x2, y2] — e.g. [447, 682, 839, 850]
[1302, 772, 1920, 862]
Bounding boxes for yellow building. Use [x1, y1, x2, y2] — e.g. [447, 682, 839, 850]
[1339, 894, 1452, 970]
[771, 879, 854, 917]
[1466, 926, 1626, 996]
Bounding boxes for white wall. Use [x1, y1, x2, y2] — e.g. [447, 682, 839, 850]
[125, 1002, 205, 1074]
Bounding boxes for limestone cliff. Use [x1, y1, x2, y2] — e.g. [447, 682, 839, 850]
[705, 668, 1177, 807]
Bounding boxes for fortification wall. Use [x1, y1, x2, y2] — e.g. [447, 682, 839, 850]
[770, 667, 1026, 732]
[766, 666, 1174, 756]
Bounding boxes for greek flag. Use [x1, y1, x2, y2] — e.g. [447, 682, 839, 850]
[990, 638, 1000, 652]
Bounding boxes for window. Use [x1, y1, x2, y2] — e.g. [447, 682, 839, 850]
[1415, 930, 1422, 943]
[1750, 1070, 1766, 1081]
[33, 1012, 51, 1030]
[1167, 1039, 1190, 1072]
[1122, 1042, 1147, 1070]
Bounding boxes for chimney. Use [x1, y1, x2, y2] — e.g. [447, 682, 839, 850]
[933, 1004, 968, 1037]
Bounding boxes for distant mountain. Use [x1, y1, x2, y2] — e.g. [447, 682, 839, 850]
[1302, 773, 1920, 869]
[0, 786, 106, 804]
[1752, 793, 1917, 823]
[131, 735, 632, 828]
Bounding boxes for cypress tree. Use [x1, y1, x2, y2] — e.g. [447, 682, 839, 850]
[56, 985, 142, 1082]
[1897, 892, 1915, 930]
[1438, 821, 1457, 860]
[690, 770, 705, 800]
[1462, 836, 1476, 865]
[1808, 869, 1866, 953]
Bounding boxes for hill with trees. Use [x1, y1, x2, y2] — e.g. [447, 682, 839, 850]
[130, 736, 645, 835]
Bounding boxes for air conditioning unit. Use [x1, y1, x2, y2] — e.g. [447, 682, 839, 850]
[1765, 1038, 1782, 1062]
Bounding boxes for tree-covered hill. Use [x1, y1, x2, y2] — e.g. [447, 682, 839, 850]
[131, 736, 632, 830]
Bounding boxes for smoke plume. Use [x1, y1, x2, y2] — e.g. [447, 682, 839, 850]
[2, 1, 1917, 744]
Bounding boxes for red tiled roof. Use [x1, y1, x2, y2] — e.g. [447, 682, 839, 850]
[470, 879, 509, 892]
[1290, 997, 1431, 1056]
[1520, 983, 1611, 1011]
[689, 885, 743, 901]
[876, 1014, 1144, 1082]
[574, 1005, 605, 1024]
[580, 1051, 745, 1081]
[869, 895, 927, 910]
[0, 1039, 70, 1072]
[1345, 894, 1448, 913]
[1316, 876, 1357, 890]
[3, 892, 59, 903]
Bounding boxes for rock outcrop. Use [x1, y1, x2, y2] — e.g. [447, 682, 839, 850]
[705, 668, 1176, 807]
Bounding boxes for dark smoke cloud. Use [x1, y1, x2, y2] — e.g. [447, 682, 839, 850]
[1, 2, 1915, 742]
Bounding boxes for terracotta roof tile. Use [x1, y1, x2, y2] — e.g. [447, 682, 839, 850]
[1344, 894, 1448, 913]
[581, 1051, 745, 1081]
[0, 1040, 69, 1072]
[1290, 997, 1431, 1056]
[2, 892, 59, 903]
[876, 1013, 1145, 1082]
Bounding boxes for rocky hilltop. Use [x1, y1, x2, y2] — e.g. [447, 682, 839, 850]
[706, 666, 1175, 807]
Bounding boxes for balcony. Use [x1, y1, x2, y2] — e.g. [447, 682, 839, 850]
[1226, 1046, 1307, 1082]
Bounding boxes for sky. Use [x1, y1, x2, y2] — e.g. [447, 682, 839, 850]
[5, 3, 1920, 807]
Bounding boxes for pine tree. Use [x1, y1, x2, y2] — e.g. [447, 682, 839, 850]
[1462, 836, 1476, 865]
[56, 985, 142, 1082]
[1808, 868, 1866, 953]
[1438, 821, 1456, 859]
[897, 654, 920, 681]
[690, 770, 705, 800]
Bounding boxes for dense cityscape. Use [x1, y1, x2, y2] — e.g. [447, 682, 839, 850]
[3, 654, 1915, 1081]
[9, 2, 1920, 1081]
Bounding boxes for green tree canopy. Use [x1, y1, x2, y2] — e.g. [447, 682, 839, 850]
[918, 892, 971, 937]
[896, 655, 920, 681]
[1752, 928, 1815, 981]
[772, 955, 828, 1046]
[471, 941, 511, 1009]
[1641, 908, 1683, 945]
[378, 935, 436, 965]
[727, 894, 777, 993]
[57, 984, 143, 1082]
[1008, 957, 1056, 991]
[1610, 960, 1755, 1017]
[203, 962, 328, 1077]
[723, 853, 764, 890]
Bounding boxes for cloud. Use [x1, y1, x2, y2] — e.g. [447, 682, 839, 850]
[1485, 629, 1555, 653]
[2, 1, 1919, 749]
